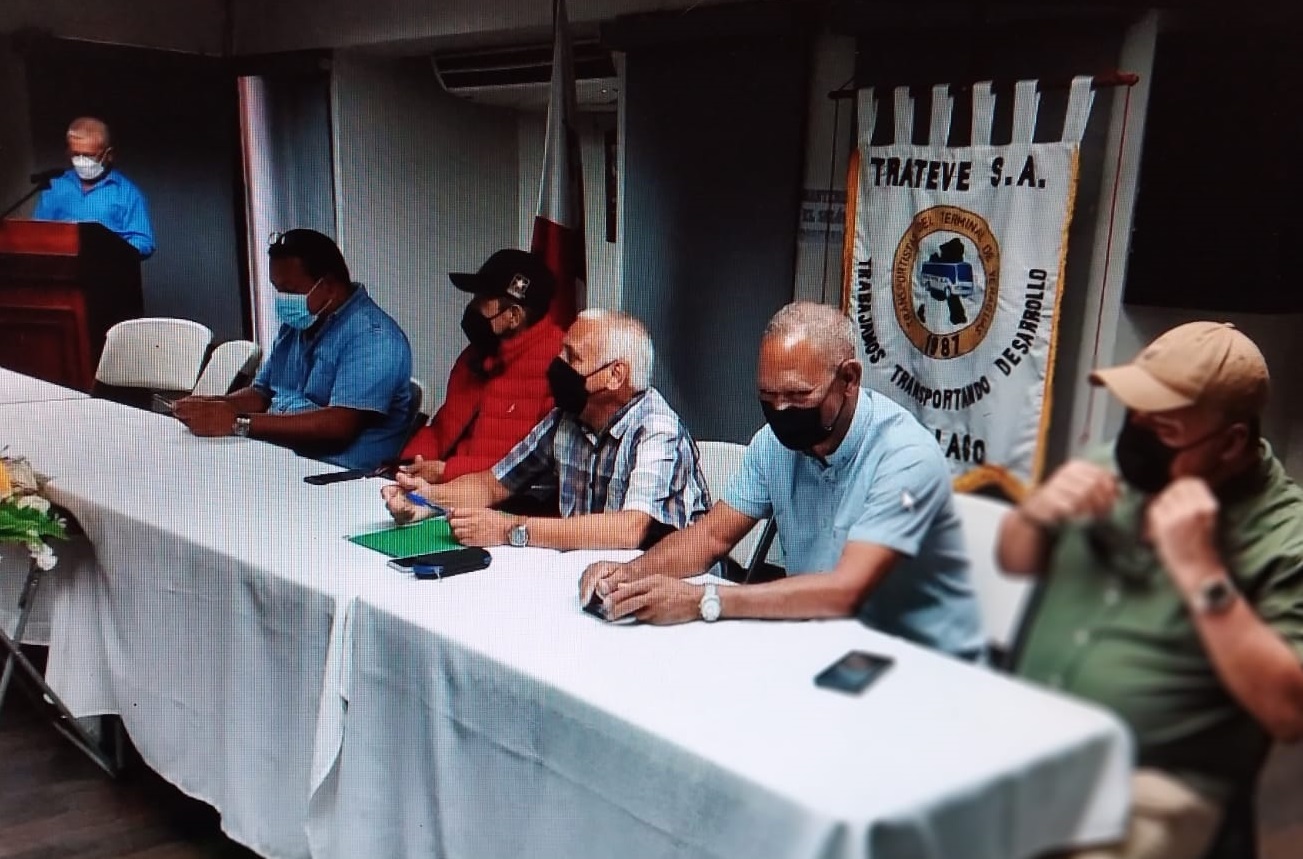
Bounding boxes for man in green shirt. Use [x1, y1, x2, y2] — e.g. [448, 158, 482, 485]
[998, 321, 1303, 859]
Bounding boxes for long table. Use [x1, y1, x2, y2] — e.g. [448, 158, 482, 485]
[1, 384, 1134, 859]
[0, 367, 90, 404]
[0, 369, 91, 641]
[2, 396, 386, 858]
[305, 552, 1131, 859]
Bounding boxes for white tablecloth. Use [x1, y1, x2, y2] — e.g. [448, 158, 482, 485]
[1, 396, 395, 859]
[1, 369, 92, 643]
[0, 367, 90, 404]
[307, 549, 1132, 859]
[2, 384, 1134, 859]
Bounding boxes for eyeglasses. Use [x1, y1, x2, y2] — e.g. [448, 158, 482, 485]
[268, 231, 286, 248]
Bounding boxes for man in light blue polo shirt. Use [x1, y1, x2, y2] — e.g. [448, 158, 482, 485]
[175, 229, 412, 471]
[34, 117, 155, 258]
[580, 301, 984, 659]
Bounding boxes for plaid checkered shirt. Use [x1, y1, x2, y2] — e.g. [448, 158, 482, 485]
[491, 388, 710, 529]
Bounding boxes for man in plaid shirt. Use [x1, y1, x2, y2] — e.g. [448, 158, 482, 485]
[384, 310, 710, 550]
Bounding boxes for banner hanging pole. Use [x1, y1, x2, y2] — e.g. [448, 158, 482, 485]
[827, 71, 1139, 102]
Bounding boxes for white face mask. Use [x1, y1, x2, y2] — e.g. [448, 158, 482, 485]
[71, 155, 106, 181]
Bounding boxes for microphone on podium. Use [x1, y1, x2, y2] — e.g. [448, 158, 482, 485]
[0, 168, 62, 222]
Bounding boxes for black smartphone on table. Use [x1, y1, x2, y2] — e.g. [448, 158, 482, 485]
[304, 469, 367, 485]
[582, 592, 607, 620]
[304, 458, 415, 485]
[386, 547, 492, 580]
[814, 650, 894, 695]
[581, 591, 637, 624]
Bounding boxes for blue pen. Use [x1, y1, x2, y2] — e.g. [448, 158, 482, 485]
[406, 493, 447, 518]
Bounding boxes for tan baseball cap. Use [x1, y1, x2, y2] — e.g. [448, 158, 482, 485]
[1089, 321, 1270, 416]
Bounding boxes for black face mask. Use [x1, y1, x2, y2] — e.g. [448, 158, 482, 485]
[760, 381, 848, 452]
[547, 357, 613, 415]
[460, 304, 511, 357]
[1114, 414, 1225, 494]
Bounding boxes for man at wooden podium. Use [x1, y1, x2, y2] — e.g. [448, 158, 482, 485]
[33, 116, 156, 259]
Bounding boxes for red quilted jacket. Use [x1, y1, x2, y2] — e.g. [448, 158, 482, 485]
[402, 318, 564, 481]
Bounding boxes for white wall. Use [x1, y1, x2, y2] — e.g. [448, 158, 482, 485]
[792, 32, 854, 307]
[0, 0, 226, 54]
[517, 110, 623, 312]
[331, 51, 520, 401]
[1057, 11, 1158, 457]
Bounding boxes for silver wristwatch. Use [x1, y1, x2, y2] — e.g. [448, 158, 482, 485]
[232, 415, 253, 438]
[699, 583, 722, 622]
[1192, 576, 1238, 616]
[508, 519, 530, 548]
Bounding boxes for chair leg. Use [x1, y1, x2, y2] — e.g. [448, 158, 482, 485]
[742, 519, 779, 585]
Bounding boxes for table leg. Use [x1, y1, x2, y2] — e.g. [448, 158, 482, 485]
[0, 559, 117, 777]
[0, 558, 42, 710]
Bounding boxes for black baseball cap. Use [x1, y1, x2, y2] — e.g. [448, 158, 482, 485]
[450, 249, 556, 319]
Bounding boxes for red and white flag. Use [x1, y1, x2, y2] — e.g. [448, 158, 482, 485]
[531, 0, 586, 328]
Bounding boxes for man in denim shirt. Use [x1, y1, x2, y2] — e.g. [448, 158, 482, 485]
[175, 229, 412, 470]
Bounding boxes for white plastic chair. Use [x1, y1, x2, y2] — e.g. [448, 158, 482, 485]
[697, 441, 777, 580]
[953, 493, 1034, 662]
[95, 318, 213, 391]
[403, 377, 430, 445]
[409, 378, 428, 423]
[192, 340, 262, 397]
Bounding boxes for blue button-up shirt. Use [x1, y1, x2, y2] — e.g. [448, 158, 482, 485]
[493, 388, 711, 531]
[726, 388, 984, 659]
[34, 168, 156, 258]
[253, 285, 413, 471]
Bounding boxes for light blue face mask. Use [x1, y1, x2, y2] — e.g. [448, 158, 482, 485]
[274, 278, 323, 330]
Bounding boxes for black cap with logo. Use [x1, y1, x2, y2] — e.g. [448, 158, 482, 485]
[450, 249, 556, 320]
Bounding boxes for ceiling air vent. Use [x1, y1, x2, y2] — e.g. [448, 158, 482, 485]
[432, 41, 618, 110]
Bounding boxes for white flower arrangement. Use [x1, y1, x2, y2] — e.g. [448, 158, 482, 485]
[0, 450, 68, 570]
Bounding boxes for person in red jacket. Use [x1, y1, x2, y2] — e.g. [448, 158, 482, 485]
[401, 249, 565, 483]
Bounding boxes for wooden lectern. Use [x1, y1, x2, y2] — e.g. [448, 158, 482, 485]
[0, 219, 142, 391]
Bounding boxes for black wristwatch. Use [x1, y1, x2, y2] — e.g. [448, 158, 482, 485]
[1192, 576, 1238, 616]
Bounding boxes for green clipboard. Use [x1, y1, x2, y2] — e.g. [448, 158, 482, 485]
[347, 517, 462, 558]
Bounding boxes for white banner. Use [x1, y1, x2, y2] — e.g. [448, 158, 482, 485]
[844, 78, 1094, 498]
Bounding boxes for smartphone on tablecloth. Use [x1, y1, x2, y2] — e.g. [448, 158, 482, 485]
[814, 650, 894, 695]
[386, 547, 492, 580]
[304, 458, 415, 485]
[581, 592, 637, 624]
[582, 592, 608, 620]
[304, 469, 368, 485]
